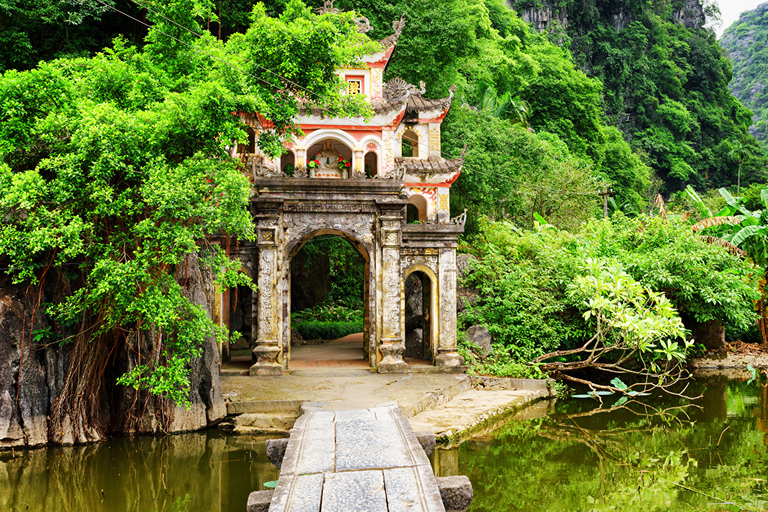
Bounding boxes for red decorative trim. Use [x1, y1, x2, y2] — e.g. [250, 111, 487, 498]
[405, 182, 453, 188]
[365, 46, 395, 67]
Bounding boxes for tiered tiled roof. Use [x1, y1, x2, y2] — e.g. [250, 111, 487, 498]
[395, 157, 464, 175]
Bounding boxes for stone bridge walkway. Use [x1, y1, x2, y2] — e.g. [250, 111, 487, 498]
[266, 405, 445, 512]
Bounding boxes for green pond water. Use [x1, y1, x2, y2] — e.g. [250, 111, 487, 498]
[1, 375, 767, 512]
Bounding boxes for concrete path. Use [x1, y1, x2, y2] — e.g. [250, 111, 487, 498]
[269, 406, 445, 512]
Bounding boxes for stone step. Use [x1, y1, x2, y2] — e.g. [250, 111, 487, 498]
[408, 387, 554, 442]
[234, 413, 298, 433]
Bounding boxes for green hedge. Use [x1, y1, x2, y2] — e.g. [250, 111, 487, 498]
[294, 321, 363, 341]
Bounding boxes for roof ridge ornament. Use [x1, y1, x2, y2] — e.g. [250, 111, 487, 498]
[384, 77, 425, 103]
[314, 1, 373, 33]
[380, 15, 406, 48]
[314, 0, 341, 15]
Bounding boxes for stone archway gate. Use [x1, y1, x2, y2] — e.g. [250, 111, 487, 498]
[247, 177, 465, 375]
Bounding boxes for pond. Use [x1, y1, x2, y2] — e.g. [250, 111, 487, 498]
[435, 375, 768, 511]
[1, 375, 766, 512]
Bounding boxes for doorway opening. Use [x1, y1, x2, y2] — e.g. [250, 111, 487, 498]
[404, 270, 435, 363]
[289, 233, 369, 367]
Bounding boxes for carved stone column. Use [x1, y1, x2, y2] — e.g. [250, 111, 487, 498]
[250, 218, 283, 376]
[354, 148, 364, 173]
[435, 248, 465, 369]
[378, 208, 408, 373]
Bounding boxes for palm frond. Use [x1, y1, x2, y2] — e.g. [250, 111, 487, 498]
[699, 236, 748, 257]
[691, 216, 741, 233]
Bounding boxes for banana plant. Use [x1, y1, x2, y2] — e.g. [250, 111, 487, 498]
[688, 185, 768, 346]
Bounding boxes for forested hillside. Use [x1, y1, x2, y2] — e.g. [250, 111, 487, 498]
[721, 2, 768, 149]
[506, 0, 768, 191]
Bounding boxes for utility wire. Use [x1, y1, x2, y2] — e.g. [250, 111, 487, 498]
[93, 0, 607, 197]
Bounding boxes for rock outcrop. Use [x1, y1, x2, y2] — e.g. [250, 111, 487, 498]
[0, 253, 225, 449]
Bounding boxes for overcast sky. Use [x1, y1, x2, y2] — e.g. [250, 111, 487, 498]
[716, 0, 766, 37]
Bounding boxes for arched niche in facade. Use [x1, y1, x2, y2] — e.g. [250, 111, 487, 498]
[306, 139, 354, 178]
[402, 129, 419, 158]
[280, 150, 296, 176]
[407, 194, 428, 223]
[364, 151, 378, 177]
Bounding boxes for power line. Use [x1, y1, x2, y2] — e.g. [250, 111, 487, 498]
[93, 0, 607, 197]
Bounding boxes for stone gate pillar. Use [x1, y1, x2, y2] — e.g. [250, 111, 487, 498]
[250, 210, 283, 376]
[435, 248, 464, 368]
[378, 206, 408, 373]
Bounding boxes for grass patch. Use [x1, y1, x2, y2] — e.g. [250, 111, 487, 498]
[294, 320, 363, 341]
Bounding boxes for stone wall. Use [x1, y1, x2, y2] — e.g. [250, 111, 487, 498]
[0, 253, 225, 449]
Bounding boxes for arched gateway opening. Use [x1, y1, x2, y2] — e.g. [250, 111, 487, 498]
[403, 268, 437, 363]
[285, 230, 371, 367]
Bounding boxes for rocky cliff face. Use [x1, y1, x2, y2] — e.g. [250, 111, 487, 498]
[510, 0, 705, 33]
[0, 253, 225, 449]
[670, 0, 705, 30]
[517, 4, 568, 32]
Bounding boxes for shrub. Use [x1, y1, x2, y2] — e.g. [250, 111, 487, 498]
[293, 320, 363, 341]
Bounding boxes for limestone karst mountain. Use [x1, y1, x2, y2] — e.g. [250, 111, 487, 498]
[721, 2, 768, 147]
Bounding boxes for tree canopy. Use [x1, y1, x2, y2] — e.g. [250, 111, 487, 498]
[0, 0, 376, 411]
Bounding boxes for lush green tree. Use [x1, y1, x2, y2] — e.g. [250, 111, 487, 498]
[0, 0, 376, 434]
[462, 215, 759, 368]
[443, 107, 602, 233]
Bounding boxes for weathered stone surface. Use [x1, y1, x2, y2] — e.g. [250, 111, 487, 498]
[268, 406, 447, 511]
[322, 471, 388, 512]
[247, 490, 273, 512]
[436, 476, 473, 512]
[270, 473, 324, 512]
[465, 325, 493, 357]
[279, 411, 335, 475]
[266, 438, 289, 469]
[250, 178, 465, 375]
[0, 279, 53, 448]
[290, 328, 305, 346]
[384, 466, 446, 512]
[415, 431, 436, 457]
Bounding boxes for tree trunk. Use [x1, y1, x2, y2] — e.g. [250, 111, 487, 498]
[0, 253, 225, 449]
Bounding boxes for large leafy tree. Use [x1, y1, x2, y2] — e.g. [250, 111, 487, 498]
[0, 0, 376, 438]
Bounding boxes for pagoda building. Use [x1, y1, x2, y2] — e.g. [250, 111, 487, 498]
[226, 13, 467, 375]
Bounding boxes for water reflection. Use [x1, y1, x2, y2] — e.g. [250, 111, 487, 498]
[438, 377, 768, 511]
[0, 431, 279, 512]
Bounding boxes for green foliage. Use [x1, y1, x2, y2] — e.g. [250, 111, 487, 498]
[292, 301, 363, 323]
[443, 107, 603, 234]
[463, 215, 759, 368]
[565, 258, 690, 370]
[504, 0, 768, 191]
[293, 320, 363, 341]
[460, 220, 588, 362]
[580, 214, 760, 333]
[0, 0, 375, 405]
